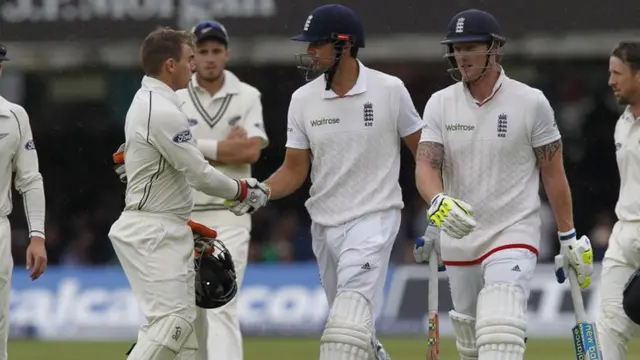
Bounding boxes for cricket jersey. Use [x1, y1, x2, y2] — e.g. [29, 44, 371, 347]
[0, 96, 45, 238]
[614, 106, 640, 222]
[286, 60, 423, 226]
[122, 76, 239, 220]
[177, 71, 268, 228]
[420, 70, 561, 264]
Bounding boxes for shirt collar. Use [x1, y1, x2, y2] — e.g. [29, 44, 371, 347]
[190, 70, 240, 99]
[0, 96, 11, 117]
[322, 60, 368, 99]
[623, 106, 640, 122]
[463, 68, 507, 107]
[141, 76, 183, 108]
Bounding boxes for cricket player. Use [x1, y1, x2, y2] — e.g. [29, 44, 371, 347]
[231, 4, 423, 359]
[108, 27, 270, 360]
[0, 43, 48, 360]
[414, 9, 594, 360]
[177, 20, 268, 360]
[596, 40, 640, 360]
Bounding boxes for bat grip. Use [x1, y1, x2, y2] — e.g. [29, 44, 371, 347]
[428, 251, 439, 312]
[569, 267, 588, 323]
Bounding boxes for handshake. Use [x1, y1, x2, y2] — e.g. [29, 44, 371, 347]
[113, 144, 270, 216]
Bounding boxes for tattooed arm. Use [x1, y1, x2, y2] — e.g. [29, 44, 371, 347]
[535, 139, 574, 232]
[415, 141, 445, 203]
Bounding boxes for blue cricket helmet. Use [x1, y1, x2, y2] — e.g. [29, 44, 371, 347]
[191, 20, 229, 46]
[291, 4, 365, 48]
[442, 9, 506, 46]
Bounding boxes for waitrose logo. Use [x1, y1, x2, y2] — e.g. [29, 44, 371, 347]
[310, 118, 340, 127]
[445, 123, 475, 131]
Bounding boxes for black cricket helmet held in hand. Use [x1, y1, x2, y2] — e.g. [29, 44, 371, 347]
[291, 4, 364, 88]
[0, 44, 9, 61]
[441, 9, 505, 82]
[194, 234, 238, 309]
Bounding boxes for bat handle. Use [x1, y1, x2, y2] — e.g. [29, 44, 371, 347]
[568, 266, 588, 323]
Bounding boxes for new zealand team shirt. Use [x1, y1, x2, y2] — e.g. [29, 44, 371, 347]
[614, 106, 640, 222]
[286, 61, 423, 226]
[420, 71, 561, 264]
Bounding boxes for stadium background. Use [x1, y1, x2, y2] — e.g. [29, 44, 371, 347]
[3, 0, 640, 358]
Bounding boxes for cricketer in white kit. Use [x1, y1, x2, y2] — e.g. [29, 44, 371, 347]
[242, 5, 423, 360]
[109, 28, 269, 360]
[0, 44, 48, 360]
[414, 10, 594, 360]
[596, 41, 640, 360]
[177, 21, 268, 360]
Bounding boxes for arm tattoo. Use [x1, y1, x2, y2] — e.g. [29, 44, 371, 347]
[533, 139, 562, 163]
[416, 141, 444, 170]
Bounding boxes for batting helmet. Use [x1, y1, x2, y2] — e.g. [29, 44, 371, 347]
[623, 267, 640, 325]
[0, 44, 9, 61]
[194, 234, 238, 309]
[291, 4, 364, 85]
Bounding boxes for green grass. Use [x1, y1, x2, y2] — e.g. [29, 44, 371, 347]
[8, 337, 640, 359]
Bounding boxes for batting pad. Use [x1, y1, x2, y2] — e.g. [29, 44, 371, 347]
[449, 310, 478, 360]
[320, 291, 377, 360]
[127, 314, 196, 360]
[476, 284, 527, 360]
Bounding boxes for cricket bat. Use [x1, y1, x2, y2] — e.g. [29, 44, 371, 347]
[427, 250, 440, 360]
[560, 255, 603, 360]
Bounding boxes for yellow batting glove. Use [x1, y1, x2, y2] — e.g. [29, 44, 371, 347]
[427, 193, 476, 239]
[556, 230, 594, 289]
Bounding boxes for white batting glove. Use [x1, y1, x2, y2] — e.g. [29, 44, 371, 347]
[113, 143, 126, 183]
[413, 221, 445, 271]
[554, 229, 594, 289]
[427, 193, 476, 239]
[224, 178, 271, 215]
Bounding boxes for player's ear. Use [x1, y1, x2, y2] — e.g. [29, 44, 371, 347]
[165, 58, 176, 75]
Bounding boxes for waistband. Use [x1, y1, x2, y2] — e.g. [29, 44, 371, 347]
[121, 210, 188, 225]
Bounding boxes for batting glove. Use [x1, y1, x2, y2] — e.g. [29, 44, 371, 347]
[113, 143, 126, 183]
[427, 193, 476, 239]
[224, 178, 271, 216]
[554, 229, 594, 289]
[413, 221, 446, 271]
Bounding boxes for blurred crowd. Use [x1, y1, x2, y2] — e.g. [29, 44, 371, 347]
[5, 58, 624, 266]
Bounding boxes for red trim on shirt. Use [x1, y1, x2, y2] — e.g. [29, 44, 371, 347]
[443, 243, 538, 266]
[475, 83, 503, 107]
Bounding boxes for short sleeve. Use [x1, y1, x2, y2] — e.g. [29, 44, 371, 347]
[531, 92, 561, 148]
[241, 92, 269, 148]
[419, 94, 443, 144]
[284, 97, 310, 149]
[396, 81, 423, 137]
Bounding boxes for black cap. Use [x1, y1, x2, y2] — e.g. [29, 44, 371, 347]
[191, 21, 229, 46]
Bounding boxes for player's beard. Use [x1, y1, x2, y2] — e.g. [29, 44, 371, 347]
[198, 70, 223, 83]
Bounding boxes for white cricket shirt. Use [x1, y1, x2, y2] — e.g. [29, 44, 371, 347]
[614, 106, 640, 222]
[177, 71, 268, 228]
[420, 70, 561, 264]
[122, 76, 239, 220]
[0, 96, 45, 238]
[286, 61, 423, 226]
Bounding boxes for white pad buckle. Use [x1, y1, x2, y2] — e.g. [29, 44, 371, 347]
[320, 291, 377, 360]
[476, 284, 527, 360]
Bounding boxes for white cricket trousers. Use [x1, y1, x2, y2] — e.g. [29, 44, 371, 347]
[0, 217, 11, 360]
[108, 211, 197, 354]
[190, 210, 250, 360]
[312, 208, 401, 323]
[597, 220, 640, 360]
[446, 249, 537, 318]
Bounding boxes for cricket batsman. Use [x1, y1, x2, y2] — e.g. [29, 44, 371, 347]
[0, 43, 48, 360]
[109, 27, 270, 360]
[414, 9, 594, 360]
[231, 4, 424, 359]
[596, 40, 640, 359]
[178, 20, 268, 360]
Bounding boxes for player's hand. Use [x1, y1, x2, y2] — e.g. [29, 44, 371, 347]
[413, 221, 446, 271]
[427, 193, 476, 239]
[554, 229, 594, 289]
[223, 178, 271, 215]
[113, 143, 127, 183]
[227, 126, 247, 140]
[26, 236, 47, 281]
